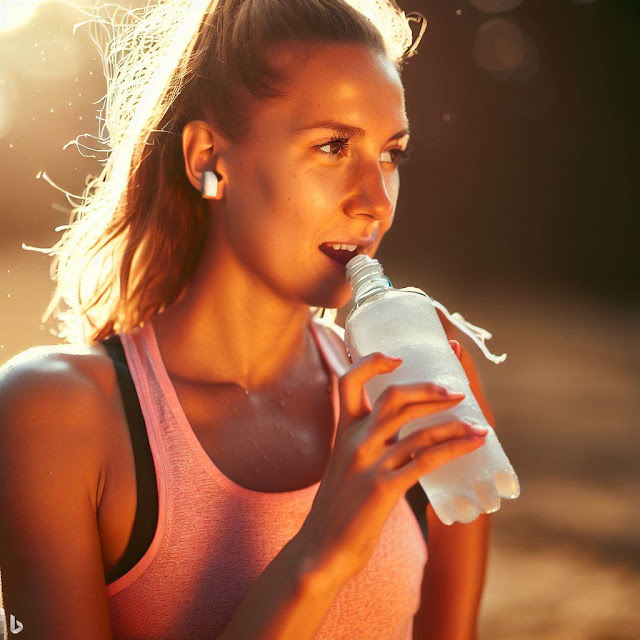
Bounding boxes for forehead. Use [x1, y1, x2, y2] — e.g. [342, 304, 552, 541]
[258, 42, 408, 134]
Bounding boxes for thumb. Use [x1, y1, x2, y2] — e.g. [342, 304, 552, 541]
[339, 352, 402, 423]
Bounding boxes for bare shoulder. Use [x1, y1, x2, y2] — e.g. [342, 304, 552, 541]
[0, 344, 119, 638]
[0, 341, 116, 391]
[0, 343, 120, 503]
[0, 342, 118, 410]
[0, 341, 119, 404]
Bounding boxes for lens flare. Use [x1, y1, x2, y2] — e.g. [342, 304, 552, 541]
[0, 0, 96, 36]
[0, 0, 42, 34]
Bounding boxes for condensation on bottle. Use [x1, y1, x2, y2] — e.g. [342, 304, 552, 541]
[344, 254, 520, 525]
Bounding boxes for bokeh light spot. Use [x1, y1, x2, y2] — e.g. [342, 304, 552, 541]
[474, 18, 526, 73]
[470, 0, 524, 12]
[2, 26, 84, 80]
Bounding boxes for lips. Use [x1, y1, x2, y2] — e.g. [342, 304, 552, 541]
[319, 244, 359, 267]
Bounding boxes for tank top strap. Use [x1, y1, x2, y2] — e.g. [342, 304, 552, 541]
[117, 321, 175, 469]
[117, 322, 171, 457]
[309, 317, 351, 377]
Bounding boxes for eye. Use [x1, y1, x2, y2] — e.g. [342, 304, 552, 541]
[316, 134, 413, 166]
[316, 135, 351, 160]
[381, 144, 412, 166]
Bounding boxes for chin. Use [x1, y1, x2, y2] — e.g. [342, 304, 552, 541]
[300, 254, 360, 310]
[307, 283, 352, 312]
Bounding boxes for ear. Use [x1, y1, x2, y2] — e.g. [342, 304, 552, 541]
[181, 120, 227, 196]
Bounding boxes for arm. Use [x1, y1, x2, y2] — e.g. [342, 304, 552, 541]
[219, 531, 350, 640]
[0, 350, 114, 639]
[413, 334, 495, 640]
[0, 350, 350, 640]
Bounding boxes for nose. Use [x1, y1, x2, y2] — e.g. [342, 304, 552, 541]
[344, 161, 396, 222]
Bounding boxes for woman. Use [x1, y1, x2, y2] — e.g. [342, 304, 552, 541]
[0, 1, 494, 638]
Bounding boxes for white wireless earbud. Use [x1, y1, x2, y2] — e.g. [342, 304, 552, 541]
[202, 170, 220, 199]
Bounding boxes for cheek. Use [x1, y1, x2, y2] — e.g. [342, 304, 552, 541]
[224, 187, 307, 272]
[226, 163, 284, 236]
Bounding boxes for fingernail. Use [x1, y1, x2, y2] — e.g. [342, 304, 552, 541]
[437, 386, 463, 398]
[470, 425, 489, 435]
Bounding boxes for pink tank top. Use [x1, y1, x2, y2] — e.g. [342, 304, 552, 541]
[107, 316, 427, 639]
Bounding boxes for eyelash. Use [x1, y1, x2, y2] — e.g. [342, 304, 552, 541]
[316, 132, 412, 166]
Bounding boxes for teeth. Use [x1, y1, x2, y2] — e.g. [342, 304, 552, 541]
[330, 243, 358, 251]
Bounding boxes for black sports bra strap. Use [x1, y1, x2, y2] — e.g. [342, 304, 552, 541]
[100, 335, 156, 489]
[101, 336, 148, 441]
[405, 483, 429, 545]
[99, 335, 159, 584]
[99, 334, 428, 546]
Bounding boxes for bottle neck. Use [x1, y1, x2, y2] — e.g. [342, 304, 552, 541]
[346, 255, 393, 305]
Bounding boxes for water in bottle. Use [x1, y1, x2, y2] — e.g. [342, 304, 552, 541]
[344, 254, 520, 525]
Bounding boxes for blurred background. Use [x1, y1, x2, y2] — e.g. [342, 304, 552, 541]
[0, 0, 638, 638]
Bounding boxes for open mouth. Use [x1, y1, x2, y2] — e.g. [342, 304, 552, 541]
[320, 244, 358, 268]
[319, 243, 361, 268]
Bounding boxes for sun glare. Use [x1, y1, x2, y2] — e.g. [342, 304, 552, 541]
[0, 0, 44, 34]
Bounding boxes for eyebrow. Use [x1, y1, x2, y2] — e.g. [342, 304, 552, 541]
[292, 119, 410, 143]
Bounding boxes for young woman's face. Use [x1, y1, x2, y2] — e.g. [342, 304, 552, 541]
[219, 42, 410, 310]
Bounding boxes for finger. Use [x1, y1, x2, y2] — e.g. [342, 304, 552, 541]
[379, 420, 486, 471]
[449, 339, 462, 361]
[338, 352, 402, 422]
[373, 382, 465, 425]
[375, 396, 467, 445]
[385, 435, 488, 493]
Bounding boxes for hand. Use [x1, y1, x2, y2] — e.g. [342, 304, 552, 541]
[298, 345, 488, 582]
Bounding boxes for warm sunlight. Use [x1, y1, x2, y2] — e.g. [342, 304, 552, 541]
[0, 0, 43, 33]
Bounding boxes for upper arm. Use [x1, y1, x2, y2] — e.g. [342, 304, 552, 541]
[415, 330, 493, 639]
[0, 350, 113, 639]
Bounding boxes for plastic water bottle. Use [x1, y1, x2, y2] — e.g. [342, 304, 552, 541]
[343, 254, 520, 525]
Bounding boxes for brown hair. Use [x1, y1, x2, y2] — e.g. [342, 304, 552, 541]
[34, 0, 422, 344]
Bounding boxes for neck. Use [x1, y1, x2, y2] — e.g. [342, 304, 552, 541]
[151, 231, 315, 393]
